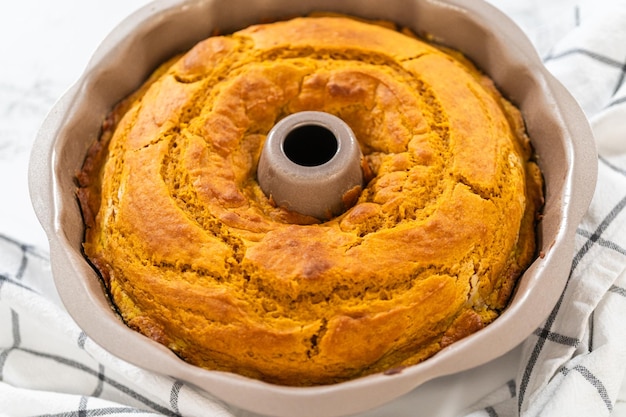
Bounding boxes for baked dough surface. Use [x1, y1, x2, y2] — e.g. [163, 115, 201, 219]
[78, 16, 544, 386]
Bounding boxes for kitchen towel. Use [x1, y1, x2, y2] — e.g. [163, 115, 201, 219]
[1, 0, 626, 416]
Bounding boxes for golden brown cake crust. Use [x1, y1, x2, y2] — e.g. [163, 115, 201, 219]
[77, 16, 544, 386]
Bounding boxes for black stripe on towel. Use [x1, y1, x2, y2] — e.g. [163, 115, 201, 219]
[609, 285, 626, 297]
[544, 49, 626, 97]
[533, 328, 579, 347]
[561, 365, 614, 412]
[545, 48, 623, 69]
[576, 229, 626, 257]
[18, 346, 180, 417]
[34, 407, 153, 417]
[485, 406, 499, 417]
[169, 380, 184, 414]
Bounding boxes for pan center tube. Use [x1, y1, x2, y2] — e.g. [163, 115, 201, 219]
[257, 111, 364, 220]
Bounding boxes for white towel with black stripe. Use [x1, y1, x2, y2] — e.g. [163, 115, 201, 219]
[2, 0, 626, 416]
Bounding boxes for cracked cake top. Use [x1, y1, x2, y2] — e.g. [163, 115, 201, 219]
[77, 15, 544, 386]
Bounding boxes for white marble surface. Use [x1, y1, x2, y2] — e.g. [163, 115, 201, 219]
[0, 1, 151, 249]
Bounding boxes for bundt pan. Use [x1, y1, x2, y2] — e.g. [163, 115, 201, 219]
[29, 0, 597, 416]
